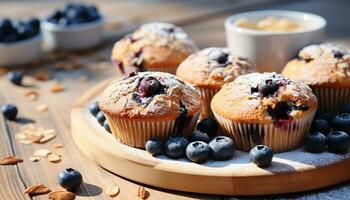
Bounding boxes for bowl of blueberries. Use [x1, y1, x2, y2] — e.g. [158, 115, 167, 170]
[41, 3, 104, 50]
[0, 18, 42, 66]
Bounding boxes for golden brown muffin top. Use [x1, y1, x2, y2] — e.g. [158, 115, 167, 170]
[99, 72, 202, 120]
[282, 43, 350, 87]
[111, 22, 197, 71]
[211, 72, 317, 125]
[176, 47, 256, 89]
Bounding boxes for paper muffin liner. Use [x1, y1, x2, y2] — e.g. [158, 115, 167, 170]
[105, 112, 200, 148]
[198, 87, 220, 119]
[312, 87, 350, 112]
[213, 110, 315, 153]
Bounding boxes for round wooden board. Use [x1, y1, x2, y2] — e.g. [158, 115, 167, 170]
[71, 78, 350, 196]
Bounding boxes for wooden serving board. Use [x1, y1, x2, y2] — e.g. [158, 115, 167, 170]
[71, 78, 350, 196]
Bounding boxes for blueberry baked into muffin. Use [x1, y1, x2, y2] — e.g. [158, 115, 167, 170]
[176, 47, 256, 118]
[211, 72, 317, 152]
[99, 72, 202, 148]
[111, 22, 197, 75]
[282, 43, 350, 111]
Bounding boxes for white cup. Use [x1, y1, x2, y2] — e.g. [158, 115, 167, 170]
[225, 10, 326, 72]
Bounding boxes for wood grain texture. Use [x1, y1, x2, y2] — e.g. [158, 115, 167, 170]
[0, 0, 350, 199]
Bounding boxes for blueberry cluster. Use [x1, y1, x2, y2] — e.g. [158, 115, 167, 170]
[145, 118, 236, 163]
[1, 103, 18, 121]
[0, 18, 40, 43]
[46, 3, 101, 26]
[89, 101, 111, 133]
[304, 106, 350, 154]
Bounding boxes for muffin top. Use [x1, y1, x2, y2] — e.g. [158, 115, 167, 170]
[282, 43, 350, 87]
[99, 72, 202, 120]
[176, 47, 256, 89]
[111, 22, 197, 70]
[211, 72, 317, 125]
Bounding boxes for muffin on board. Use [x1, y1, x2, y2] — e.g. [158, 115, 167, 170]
[211, 72, 317, 152]
[176, 47, 256, 118]
[99, 72, 202, 148]
[282, 43, 350, 111]
[111, 22, 197, 75]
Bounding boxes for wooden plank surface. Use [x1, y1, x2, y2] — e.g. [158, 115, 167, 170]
[0, 0, 349, 199]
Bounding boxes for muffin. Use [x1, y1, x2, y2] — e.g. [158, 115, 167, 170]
[99, 72, 202, 148]
[211, 72, 317, 152]
[111, 22, 197, 75]
[176, 47, 256, 118]
[282, 43, 350, 111]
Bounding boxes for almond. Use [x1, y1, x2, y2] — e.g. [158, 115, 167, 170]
[24, 184, 50, 196]
[49, 191, 75, 200]
[34, 71, 50, 81]
[50, 83, 64, 93]
[105, 184, 120, 197]
[137, 186, 148, 199]
[33, 149, 51, 157]
[0, 156, 23, 165]
[38, 129, 56, 143]
[25, 90, 39, 101]
[47, 154, 61, 163]
[53, 143, 63, 148]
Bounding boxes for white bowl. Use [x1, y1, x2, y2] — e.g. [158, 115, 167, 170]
[0, 35, 42, 67]
[41, 18, 104, 50]
[225, 10, 326, 72]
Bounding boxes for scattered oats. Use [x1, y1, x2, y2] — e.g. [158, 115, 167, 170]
[36, 104, 49, 112]
[19, 139, 33, 144]
[53, 143, 63, 148]
[34, 71, 50, 81]
[137, 186, 148, 199]
[0, 156, 23, 165]
[25, 90, 39, 101]
[78, 75, 88, 83]
[105, 184, 120, 197]
[20, 123, 36, 132]
[29, 156, 40, 162]
[15, 133, 28, 140]
[24, 184, 50, 196]
[50, 83, 65, 93]
[33, 149, 51, 157]
[47, 154, 61, 163]
[49, 190, 75, 200]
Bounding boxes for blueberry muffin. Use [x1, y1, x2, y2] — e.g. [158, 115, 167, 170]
[111, 22, 197, 75]
[211, 72, 317, 152]
[99, 72, 202, 148]
[176, 47, 256, 118]
[282, 43, 350, 111]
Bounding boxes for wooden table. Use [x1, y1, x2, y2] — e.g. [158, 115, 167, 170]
[1, 0, 349, 199]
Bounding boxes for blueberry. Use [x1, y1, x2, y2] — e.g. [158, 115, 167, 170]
[341, 104, 350, 114]
[145, 138, 163, 156]
[58, 168, 83, 191]
[331, 113, 350, 133]
[249, 145, 273, 168]
[196, 118, 218, 138]
[304, 132, 327, 153]
[164, 136, 189, 159]
[138, 77, 161, 97]
[47, 10, 64, 23]
[310, 119, 330, 135]
[103, 120, 111, 133]
[316, 111, 336, 123]
[96, 111, 106, 125]
[186, 141, 211, 163]
[327, 131, 350, 154]
[258, 79, 279, 97]
[27, 18, 40, 30]
[208, 49, 228, 64]
[1, 104, 18, 120]
[89, 101, 100, 116]
[209, 136, 235, 160]
[0, 18, 14, 34]
[7, 71, 23, 86]
[189, 130, 210, 143]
